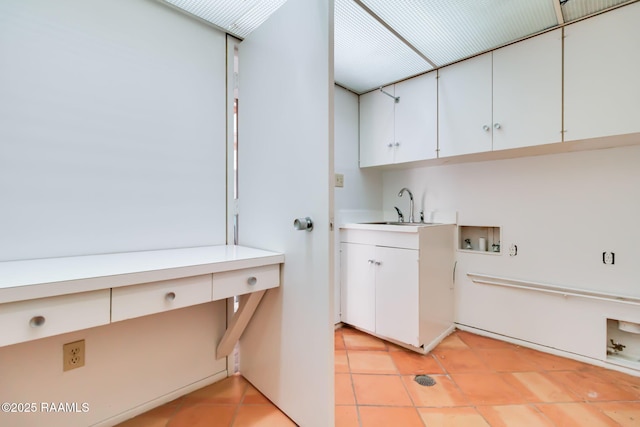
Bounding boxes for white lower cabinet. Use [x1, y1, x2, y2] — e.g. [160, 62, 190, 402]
[340, 224, 455, 351]
[374, 246, 419, 347]
[340, 243, 376, 333]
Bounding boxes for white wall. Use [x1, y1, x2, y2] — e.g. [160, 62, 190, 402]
[0, 0, 227, 261]
[382, 143, 640, 362]
[0, 2, 231, 425]
[0, 302, 227, 427]
[334, 85, 382, 323]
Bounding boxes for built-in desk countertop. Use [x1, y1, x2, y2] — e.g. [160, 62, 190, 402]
[0, 245, 284, 354]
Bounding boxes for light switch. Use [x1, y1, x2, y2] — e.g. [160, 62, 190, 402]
[335, 173, 344, 188]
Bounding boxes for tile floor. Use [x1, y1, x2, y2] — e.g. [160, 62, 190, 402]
[117, 327, 640, 426]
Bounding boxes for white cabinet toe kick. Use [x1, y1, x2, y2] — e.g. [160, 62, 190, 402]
[0, 246, 284, 350]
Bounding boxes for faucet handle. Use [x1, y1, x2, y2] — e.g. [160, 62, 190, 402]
[393, 206, 404, 222]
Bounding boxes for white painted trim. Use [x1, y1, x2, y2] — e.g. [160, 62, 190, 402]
[467, 273, 640, 306]
[455, 323, 640, 377]
[92, 371, 228, 427]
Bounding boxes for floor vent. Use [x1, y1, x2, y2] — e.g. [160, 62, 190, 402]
[414, 375, 436, 387]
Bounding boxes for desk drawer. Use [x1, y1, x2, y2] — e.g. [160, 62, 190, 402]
[212, 264, 280, 300]
[0, 290, 110, 347]
[111, 275, 212, 322]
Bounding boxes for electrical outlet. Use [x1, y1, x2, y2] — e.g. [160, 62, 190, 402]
[335, 173, 344, 188]
[509, 244, 518, 257]
[603, 252, 615, 265]
[63, 339, 85, 371]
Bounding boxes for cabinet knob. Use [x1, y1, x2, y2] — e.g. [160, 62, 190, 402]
[29, 315, 46, 328]
[247, 276, 258, 286]
[374, 261, 382, 266]
[494, 123, 501, 130]
[394, 142, 400, 147]
[482, 125, 490, 132]
[367, 259, 375, 264]
[165, 292, 176, 302]
[387, 143, 393, 148]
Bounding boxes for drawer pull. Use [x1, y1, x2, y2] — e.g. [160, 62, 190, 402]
[29, 316, 46, 328]
[247, 277, 258, 286]
[165, 292, 176, 302]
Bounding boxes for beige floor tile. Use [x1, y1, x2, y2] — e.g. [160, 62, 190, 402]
[418, 407, 490, 427]
[352, 374, 413, 406]
[335, 405, 360, 427]
[182, 376, 247, 405]
[402, 375, 470, 407]
[435, 333, 470, 350]
[335, 350, 350, 373]
[456, 331, 517, 350]
[166, 404, 236, 427]
[335, 373, 356, 405]
[536, 402, 622, 427]
[433, 349, 491, 374]
[390, 350, 444, 375]
[476, 404, 554, 427]
[474, 348, 539, 372]
[592, 401, 640, 427]
[516, 347, 591, 371]
[501, 371, 581, 403]
[232, 405, 296, 427]
[451, 373, 525, 405]
[342, 329, 387, 351]
[551, 370, 639, 401]
[347, 350, 397, 374]
[115, 403, 177, 427]
[242, 384, 271, 405]
[335, 329, 346, 351]
[359, 406, 424, 427]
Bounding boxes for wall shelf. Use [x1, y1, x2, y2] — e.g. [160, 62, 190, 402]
[458, 225, 501, 254]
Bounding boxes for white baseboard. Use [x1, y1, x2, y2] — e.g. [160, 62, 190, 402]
[92, 370, 229, 427]
[455, 323, 640, 378]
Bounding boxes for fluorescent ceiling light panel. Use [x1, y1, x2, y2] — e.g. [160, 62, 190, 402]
[359, 0, 559, 66]
[335, 0, 433, 93]
[161, 0, 286, 38]
[561, 0, 630, 22]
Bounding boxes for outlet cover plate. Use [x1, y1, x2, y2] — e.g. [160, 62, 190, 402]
[63, 339, 85, 371]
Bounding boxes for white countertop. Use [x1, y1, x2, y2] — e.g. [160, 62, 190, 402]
[340, 222, 446, 233]
[0, 245, 284, 304]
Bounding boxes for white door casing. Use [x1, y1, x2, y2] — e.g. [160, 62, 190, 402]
[236, 0, 334, 426]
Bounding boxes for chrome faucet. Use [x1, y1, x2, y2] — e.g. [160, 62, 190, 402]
[398, 187, 414, 223]
[393, 206, 404, 222]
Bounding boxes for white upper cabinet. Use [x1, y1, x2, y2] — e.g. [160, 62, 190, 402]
[393, 73, 438, 164]
[360, 72, 437, 167]
[359, 84, 395, 167]
[564, 2, 640, 142]
[439, 30, 562, 157]
[438, 53, 493, 157]
[493, 29, 562, 150]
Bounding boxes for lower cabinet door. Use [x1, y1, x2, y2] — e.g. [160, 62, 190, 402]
[340, 243, 376, 333]
[375, 246, 419, 347]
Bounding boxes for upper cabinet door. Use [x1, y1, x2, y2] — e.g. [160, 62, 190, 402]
[394, 72, 438, 163]
[564, 2, 640, 142]
[492, 29, 562, 150]
[360, 85, 395, 167]
[438, 53, 493, 157]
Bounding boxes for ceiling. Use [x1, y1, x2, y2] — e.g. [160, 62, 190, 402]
[159, 0, 636, 94]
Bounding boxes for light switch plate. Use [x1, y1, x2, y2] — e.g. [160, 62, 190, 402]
[335, 173, 344, 188]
